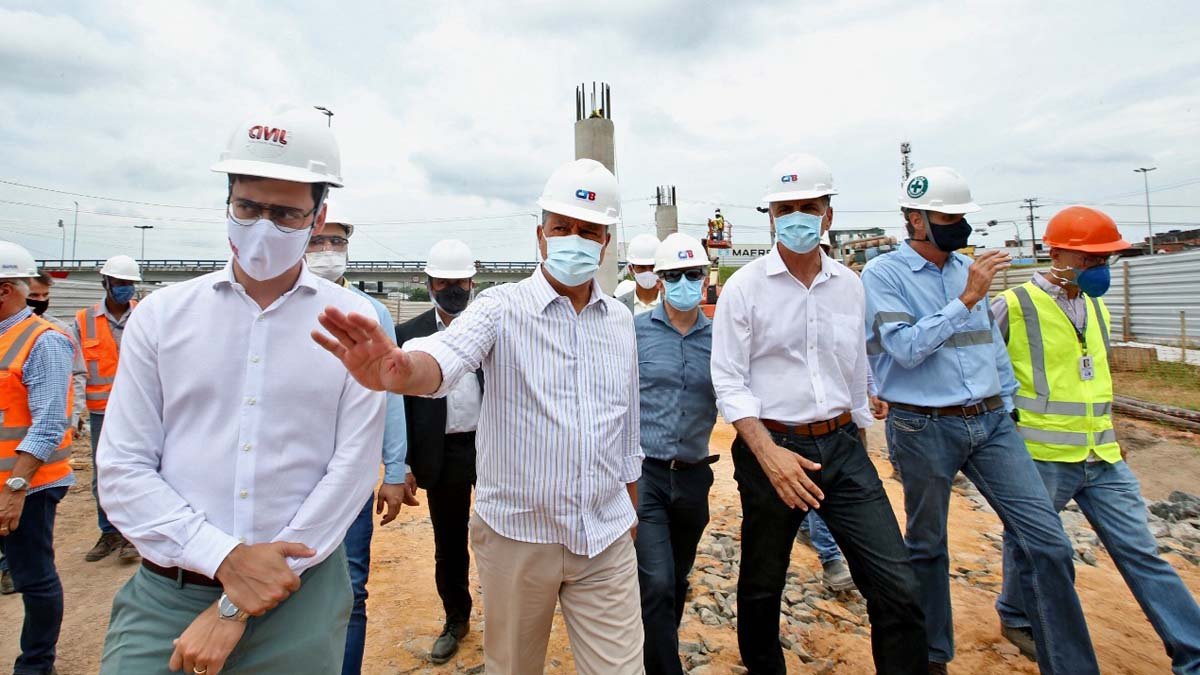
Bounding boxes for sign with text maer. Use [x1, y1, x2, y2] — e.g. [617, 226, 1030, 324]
[716, 243, 773, 267]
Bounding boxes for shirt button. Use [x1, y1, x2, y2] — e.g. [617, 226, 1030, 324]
[246, 397, 257, 406]
[250, 356, 261, 363]
[238, 537, 246, 544]
[239, 490, 249, 499]
[242, 443, 252, 452]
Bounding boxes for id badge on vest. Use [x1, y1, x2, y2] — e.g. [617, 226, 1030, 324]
[1079, 355, 1095, 381]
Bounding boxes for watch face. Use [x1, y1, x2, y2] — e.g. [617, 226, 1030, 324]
[218, 596, 237, 617]
[5, 477, 28, 490]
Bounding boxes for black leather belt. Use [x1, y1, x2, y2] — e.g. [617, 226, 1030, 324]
[142, 559, 222, 588]
[888, 395, 1005, 418]
[646, 455, 720, 471]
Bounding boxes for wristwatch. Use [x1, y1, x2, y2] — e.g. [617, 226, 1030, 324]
[217, 594, 250, 622]
[4, 477, 29, 492]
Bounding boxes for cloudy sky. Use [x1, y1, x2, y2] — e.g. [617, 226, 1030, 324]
[1, 0, 1198, 263]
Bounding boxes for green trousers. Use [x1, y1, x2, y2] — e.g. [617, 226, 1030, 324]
[100, 546, 350, 674]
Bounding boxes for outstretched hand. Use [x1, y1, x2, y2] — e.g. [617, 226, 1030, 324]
[312, 307, 414, 393]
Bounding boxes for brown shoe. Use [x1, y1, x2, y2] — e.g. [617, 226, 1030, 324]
[0, 569, 14, 595]
[118, 539, 141, 563]
[928, 662, 948, 675]
[85, 532, 124, 562]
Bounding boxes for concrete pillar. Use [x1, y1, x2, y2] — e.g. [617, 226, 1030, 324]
[655, 204, 678, 240]
[574, 117, 619, 294]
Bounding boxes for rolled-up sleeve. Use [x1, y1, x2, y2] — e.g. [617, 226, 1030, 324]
[710, 281, 760, 423]
[862, 266, 973, 369]
[97, 302, 242, 578]
[406, 293, 501, 398]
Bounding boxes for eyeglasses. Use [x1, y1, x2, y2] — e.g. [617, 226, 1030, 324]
[228, 199, 318, 232]
[659, 268, 706, 283]
[308, 235, 349, 251]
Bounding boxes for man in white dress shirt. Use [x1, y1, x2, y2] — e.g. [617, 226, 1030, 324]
[711, 153, 925, 675]
[314, 158, 644, 674]
[97, 108, 386, 675]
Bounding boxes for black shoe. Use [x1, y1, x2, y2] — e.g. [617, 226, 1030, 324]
[928, 662, 948, 674]
[0, 569, 14, 595]
[1001, 624, 1037, 662]
[430, 622, 468, 665]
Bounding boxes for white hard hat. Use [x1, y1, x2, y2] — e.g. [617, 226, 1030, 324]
[899, 166, 981, 214]
[536, 159, 621, 227]
[0, 241, 38, 279]
[626, 233, 660, 265]
[321, 201, 354, 237]
[614, 279, 636, 297]
[211, 107, 344, 187]
[764, 153, 838, 203]
[100, 255, 142, 281]
[424, 239, 476, 279]
[654, 233, 709, 273]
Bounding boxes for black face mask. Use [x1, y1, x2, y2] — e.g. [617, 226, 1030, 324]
[432, 284, 470, 316]
[26, 298, 49, 315]
[925, 215, 972, 252]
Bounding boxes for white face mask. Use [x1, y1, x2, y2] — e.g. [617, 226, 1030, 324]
[305, 250, 347, 282]
[634, 270, 659, 290]
[227, 216, 312, 281]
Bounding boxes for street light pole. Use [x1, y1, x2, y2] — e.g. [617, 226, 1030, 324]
[57, 219, 65, 261]
[134, 225, 154, 259]
[72, 201, 79, 259]
[1134, 167, 1157, 254]
[313, 106, 334, 127]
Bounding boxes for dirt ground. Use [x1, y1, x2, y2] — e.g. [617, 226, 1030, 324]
[3, 419, 1199, 674]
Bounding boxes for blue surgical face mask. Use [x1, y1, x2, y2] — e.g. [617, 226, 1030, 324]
[663, 277, 703, 311]
[109, 284, 136, 304]
[1074, 264, 1111, 297]
[543, 234, 603, 287]
[774, 211, 824, 254]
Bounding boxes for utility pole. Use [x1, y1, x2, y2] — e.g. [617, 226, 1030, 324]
[314, 106, 334, 127]
[1135, 167, 1157, 254]
[72, 201, 79, 259]
[134, 225, 154, 259]
[57, 219, 65, 260]
[1022, 198, 1042, 259]
[900, 142, 913, 183]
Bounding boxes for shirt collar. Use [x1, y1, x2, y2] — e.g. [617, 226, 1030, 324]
[530, 265, 607, 314]
[649, 301, 711, 336]
[0, 307, 33, 335]
[1032, 272, 1069, 298]
[213, 259, 319, 294]
[898, 241, 966, 272]
[762, 244, 841, 280]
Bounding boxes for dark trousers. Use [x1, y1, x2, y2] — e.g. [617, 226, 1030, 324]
[733, 424, 926, 675]
[2, 486, 67, 675]
[341, 495, 374, 675]
[635, 458, 714, 675]
[426, 432, 477, 625]
[90, 412, 117, 535]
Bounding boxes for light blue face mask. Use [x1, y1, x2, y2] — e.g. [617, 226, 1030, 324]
[663, 277, 703, 311]
[109, 284, 136, 304]
[543, 234, 603, 287]
[774, 211, 824, 254]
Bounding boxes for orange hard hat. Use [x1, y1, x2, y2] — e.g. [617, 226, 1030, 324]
[1042, 205, 1131, 254]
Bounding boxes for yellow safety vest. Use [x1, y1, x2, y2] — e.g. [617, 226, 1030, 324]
[1000, 282, 1120, 463]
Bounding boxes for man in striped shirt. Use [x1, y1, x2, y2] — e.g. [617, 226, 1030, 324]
[314, 158, 644, 674]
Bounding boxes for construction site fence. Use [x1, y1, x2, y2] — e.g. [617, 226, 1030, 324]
[991, 249, 1200, 349]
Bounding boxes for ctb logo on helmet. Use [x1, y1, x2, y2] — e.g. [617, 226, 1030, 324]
[574, 189, 597, 201]
[677, 250, 694, 260]
[248, 126, 289, 146]
[781, 174, 799, 183]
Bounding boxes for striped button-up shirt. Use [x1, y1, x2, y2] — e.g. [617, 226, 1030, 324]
[1, 308, 74, 494]
[861, 242, 1017, 408]
[408, 267, 642, 558]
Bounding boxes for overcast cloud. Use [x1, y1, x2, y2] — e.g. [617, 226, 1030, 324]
[1, 0, 1198, 261]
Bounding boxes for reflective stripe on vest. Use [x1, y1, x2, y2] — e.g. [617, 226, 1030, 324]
[1003, 283, 1120, 463]
[0, 315, 75, 488]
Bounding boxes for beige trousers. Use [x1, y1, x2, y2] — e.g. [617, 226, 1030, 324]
[470, 513, 645, 674]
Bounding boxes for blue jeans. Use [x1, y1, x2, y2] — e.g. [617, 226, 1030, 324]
[3, 486, 67, 675]
[635, 458, 713, 675]
[90, 412, 117, 535]
[805, 511, 843, 565]
[887, 407, 1098, 674]
[997, 459, 1200, 674]
[340, 496, 374, 675]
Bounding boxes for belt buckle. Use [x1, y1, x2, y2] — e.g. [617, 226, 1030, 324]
[668, 459, 680, 471]
[964, 401, 983, 417]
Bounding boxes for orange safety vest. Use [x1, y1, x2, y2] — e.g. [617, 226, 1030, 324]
[0, 315, 75, 488]
[76, 301, 135, 413]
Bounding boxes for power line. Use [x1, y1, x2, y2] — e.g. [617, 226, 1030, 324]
[0, 179, 222, 211]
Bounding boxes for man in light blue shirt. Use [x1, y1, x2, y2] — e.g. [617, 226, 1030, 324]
[305, 216, 411, 675]
[862, 167, 1097, 675]
[633, 234, 718, 675]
